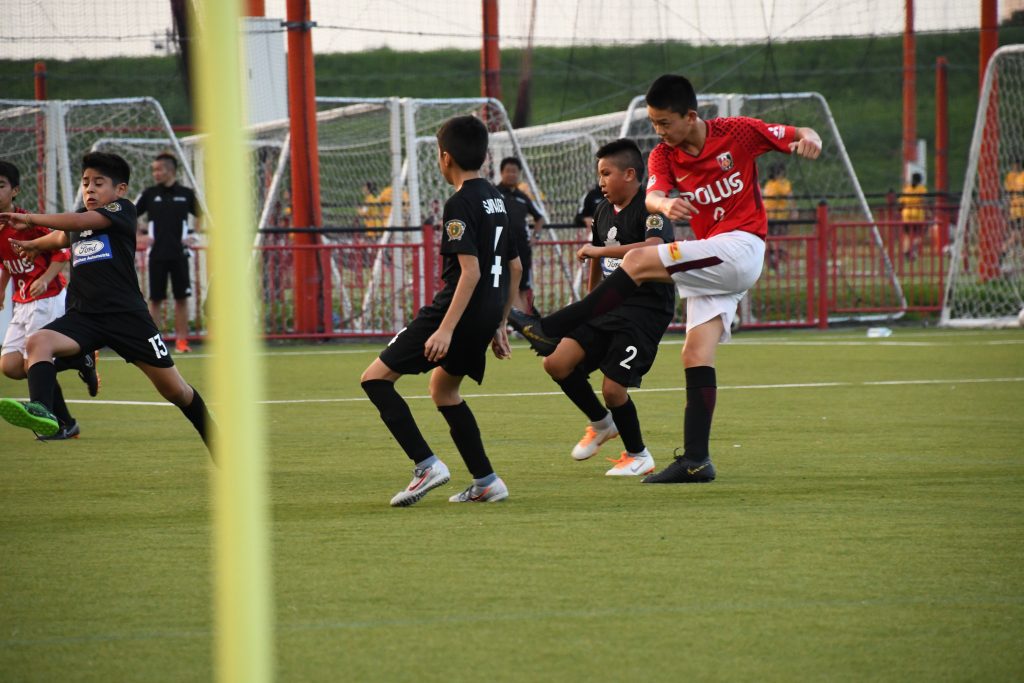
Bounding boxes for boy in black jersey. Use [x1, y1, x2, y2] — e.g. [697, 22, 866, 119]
[0, 153, 212, 454]
[360, 115, 522, 507]
[528, 139, 675, 476]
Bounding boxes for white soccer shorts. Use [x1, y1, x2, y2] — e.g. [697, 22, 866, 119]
[657, 230, 765, 343]
[1, 290, 67, 358]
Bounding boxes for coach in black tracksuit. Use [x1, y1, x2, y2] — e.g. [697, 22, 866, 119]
[135, 153, 200, 353]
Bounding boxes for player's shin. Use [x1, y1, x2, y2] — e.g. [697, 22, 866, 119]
[180, 385, 213, 452]
[26, 361, 57, 409]
[609, 396, 644, 454]
[555, 367, 608, 422]
[438, 401, 493, 479]
[361, 379, 433, 463]
[683, 366, 717, 460]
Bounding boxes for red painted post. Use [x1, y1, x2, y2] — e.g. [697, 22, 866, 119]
[286, 0, 325, 332]
[816, 202, 829, 329]
[902, 0, 916, 179]
[33, 61, 47, 100]
[246, 0, 265, 16]
[33, 61, 47, 212]
[935, 56, 949, 252]
[977, 0, 1000, 281]
[422, 222, 436, 306]
[480, 0, 501, 129]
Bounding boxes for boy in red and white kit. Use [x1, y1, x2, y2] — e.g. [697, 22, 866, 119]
[0, 160, 99, 440]
[515, 74, 821, 483]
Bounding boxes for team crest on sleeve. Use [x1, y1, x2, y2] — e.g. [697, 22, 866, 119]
[645, 214, 664, 231]
[667, 242, 682, 261]
[716, 152, 734, 171]
[647, 175, 657, 189]
[445, 219, 466, 241]
[104, 201, 121, 212]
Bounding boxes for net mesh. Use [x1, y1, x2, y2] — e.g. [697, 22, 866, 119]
[941, 46, 1024, 328]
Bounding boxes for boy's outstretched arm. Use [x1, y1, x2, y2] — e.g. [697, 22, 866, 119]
[0, 210, 112, 233]
[424, 253, 481, 362]
[8, 230, 70, 260]
[790, 127, 822, 160]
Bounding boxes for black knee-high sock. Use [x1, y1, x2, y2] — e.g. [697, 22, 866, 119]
[361, 379, 433, 464]
[50, 382, 74, 427]
[179, 386, 212, 450]
[683, 366, 717, 461]
[438, 401, 493, 479]
[26, 361, 57, 410]
[609, 396, 644, 454]
[53, 353, 89, 373]
[541, 268, 640, 337]
[555, 367, 607, 422]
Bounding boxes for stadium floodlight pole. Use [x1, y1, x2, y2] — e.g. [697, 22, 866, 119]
[192, 1, 274, 682]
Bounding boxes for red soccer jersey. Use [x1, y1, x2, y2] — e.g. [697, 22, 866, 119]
[0, 209, 69, 304]
[646, 116, 796, 240]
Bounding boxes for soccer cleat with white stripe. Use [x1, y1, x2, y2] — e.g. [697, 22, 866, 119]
[605, 449, 656, 477]
[448, 477, 509, 503]
[390, 460, 451, 507]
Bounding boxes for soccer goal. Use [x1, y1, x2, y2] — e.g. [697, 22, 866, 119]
[940, 45, 1024, 328]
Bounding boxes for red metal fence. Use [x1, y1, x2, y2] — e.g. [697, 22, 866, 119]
[143, 201, 955, 341]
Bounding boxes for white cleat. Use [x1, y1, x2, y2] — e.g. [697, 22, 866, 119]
[390, 460, 451, 507]
[448, 477, 509, 503]
[605, 450, 656, 477]
[571, 421, 619, 461]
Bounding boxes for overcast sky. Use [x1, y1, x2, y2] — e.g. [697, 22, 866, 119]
[2, 0, 1018, 61]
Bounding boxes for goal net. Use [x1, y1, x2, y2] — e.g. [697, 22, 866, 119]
[940, 45, 1024, 328]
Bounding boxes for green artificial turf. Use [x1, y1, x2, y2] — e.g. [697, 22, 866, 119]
[1, 328, 1022, 681]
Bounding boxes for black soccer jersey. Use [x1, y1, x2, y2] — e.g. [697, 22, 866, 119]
[592, 189, 675, 316]
[496, 184, 542, 236]
[434, 178, 516, 316]
[136, 182, 200, 261]
[67, 198, 148, 314]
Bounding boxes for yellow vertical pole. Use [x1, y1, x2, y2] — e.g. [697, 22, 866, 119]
[192, 1, 274, 681]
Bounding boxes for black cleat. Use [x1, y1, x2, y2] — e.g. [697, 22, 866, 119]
[0, 399, 60, 437]
[507, 308, 559, 357]
[79, 350, 100, 397]
[36, 420, 81, 441]
[642, 452, 716, 484]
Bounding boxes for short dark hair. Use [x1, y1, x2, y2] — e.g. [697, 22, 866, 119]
[646, 74, 698, 115]
[911, 172, 923, 185]
[0, 160, 20, 188]
[155, 153, 178, 170]
[595, 139, 644, 179]
[82, 152, 131, 185]
[500, 157, 522, 171]
[436, 115, 488, 171]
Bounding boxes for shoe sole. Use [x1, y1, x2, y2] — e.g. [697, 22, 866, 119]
[390, 474, 451, 507]
[606, 465, 656, 477]
[572, 431, 619, 461]
[0, 399, 60, 437]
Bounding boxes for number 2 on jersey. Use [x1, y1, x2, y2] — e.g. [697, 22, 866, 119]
[490, 225, 504, 287]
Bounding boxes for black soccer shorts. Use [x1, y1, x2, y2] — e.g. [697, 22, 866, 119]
[149, 258, 192, 302]
[379, 306, 500, 384]
[566, 312, 666, 388]
[44, 309, 176, 368]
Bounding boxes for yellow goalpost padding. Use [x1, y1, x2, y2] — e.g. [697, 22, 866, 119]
[193, 1, 274, 681]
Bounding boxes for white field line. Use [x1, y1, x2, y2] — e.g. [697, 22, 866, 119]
[57, 376, 1024, 407]
[126, 335, 1024, 362]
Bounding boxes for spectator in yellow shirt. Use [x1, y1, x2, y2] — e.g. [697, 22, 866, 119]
[762, 164, 794, 271]
[899, 172, 928, 261]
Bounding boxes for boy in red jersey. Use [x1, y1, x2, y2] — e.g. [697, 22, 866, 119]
[0, 160, 98, 440]
[515, 74, 821, 483]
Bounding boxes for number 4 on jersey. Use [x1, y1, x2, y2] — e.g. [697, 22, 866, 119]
[490, 225, 503, 287]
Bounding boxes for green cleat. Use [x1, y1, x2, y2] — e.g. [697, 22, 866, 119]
[0, 399, 60, 437]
